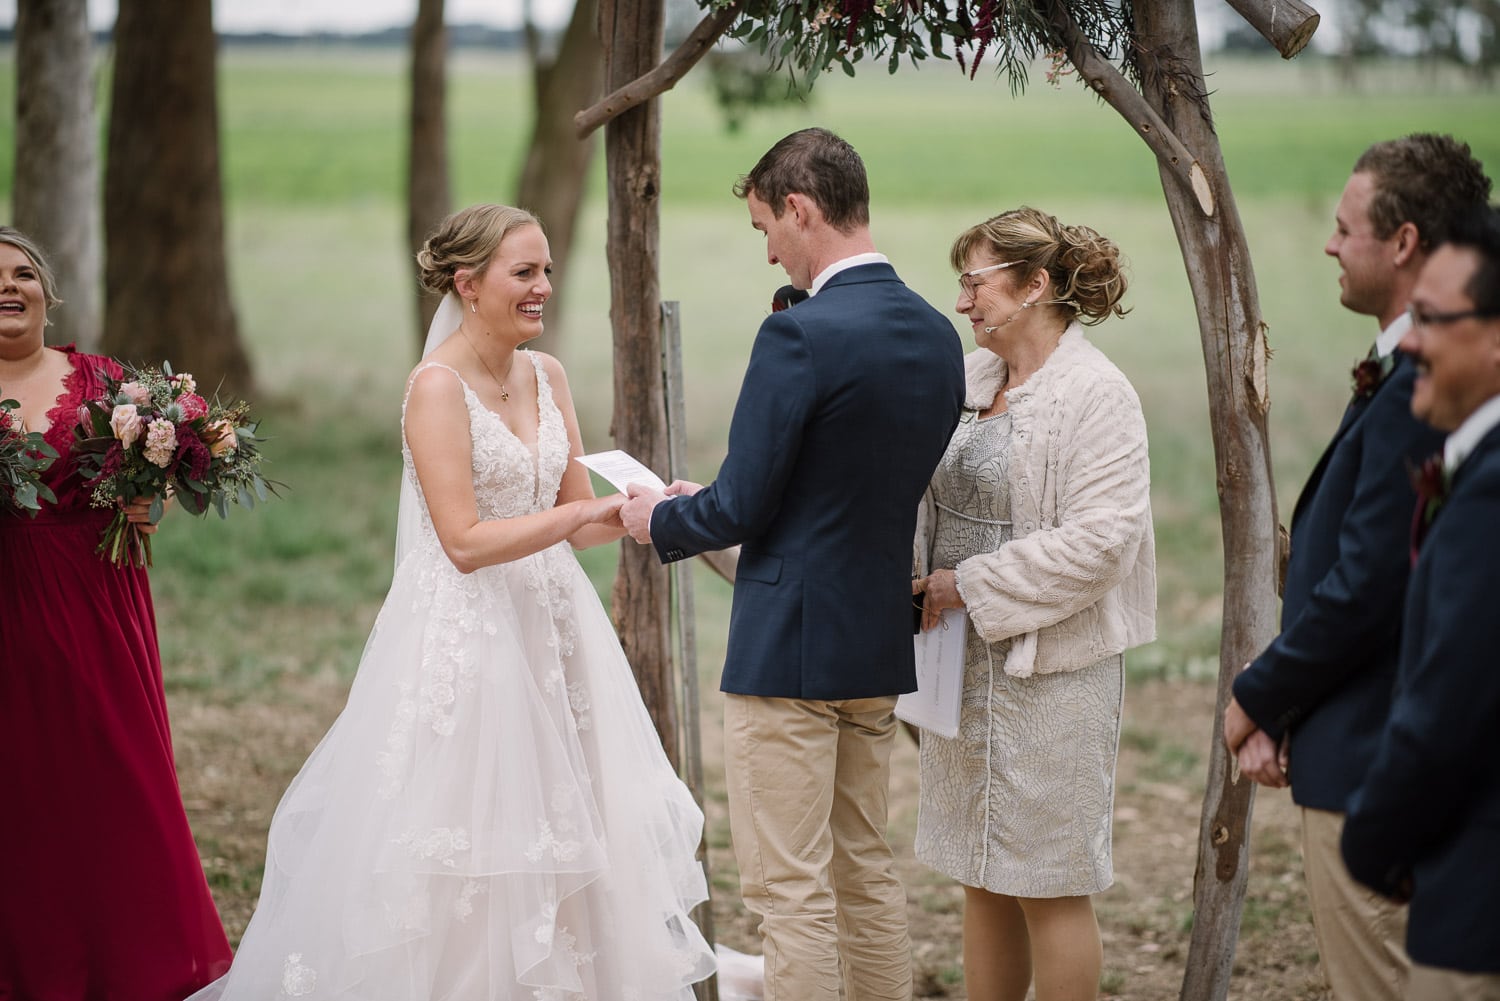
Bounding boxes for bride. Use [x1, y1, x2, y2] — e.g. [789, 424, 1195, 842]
[192, 204, 716, 1000]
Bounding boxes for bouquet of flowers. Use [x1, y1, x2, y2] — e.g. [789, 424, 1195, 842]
[73, 361, 278, 567]
[0, 395, 59, 515]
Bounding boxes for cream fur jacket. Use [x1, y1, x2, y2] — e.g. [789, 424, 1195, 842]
[920, 323, 1157, 677]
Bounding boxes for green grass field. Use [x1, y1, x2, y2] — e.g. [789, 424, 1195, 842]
[5, 43, 1498, 996]
[2, 45, 1498, 689]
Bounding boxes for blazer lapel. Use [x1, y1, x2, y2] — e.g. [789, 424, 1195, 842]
[1290, 352, 1410, 530]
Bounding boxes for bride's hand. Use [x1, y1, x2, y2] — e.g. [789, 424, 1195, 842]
[582, 494, 626, 527]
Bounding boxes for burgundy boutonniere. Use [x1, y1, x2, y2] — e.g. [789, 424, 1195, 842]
[772, 285, 809, 313]
[1408, 452, 1452, 565]
[1351, 352, 1395, 400]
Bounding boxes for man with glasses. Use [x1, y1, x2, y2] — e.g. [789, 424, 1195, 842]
[621, 127, 965, 1001]
[1342, 206, 1500, 1001]
[1223, 134, 1490, 1000]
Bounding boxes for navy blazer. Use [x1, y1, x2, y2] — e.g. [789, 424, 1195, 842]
[1342, 422, 1500, 974]
[651, 263, 965, 699]
[1233, 352, 1444, 810]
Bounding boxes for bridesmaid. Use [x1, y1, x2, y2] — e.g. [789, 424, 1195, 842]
[0, 227, 232, 1000]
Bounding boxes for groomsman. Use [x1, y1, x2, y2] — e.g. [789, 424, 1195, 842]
[1342, 207, 1500, 1001]
[1222, 134, 1490, 1000]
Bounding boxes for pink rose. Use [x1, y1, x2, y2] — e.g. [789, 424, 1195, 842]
[110, 404, 144, 449]
[143, 418, 177, 468]
[178, 392, 209, 420]
[117, 381, 152, 407]
[208, 420, 238, 458]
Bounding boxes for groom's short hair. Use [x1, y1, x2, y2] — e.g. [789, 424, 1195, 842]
[734, 127, 871, 234]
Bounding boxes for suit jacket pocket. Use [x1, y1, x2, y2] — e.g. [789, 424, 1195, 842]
[736, 550, 783, 584]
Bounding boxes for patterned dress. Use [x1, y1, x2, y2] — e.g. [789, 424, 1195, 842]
[189, 354, 714, 1001]
[914, 408, 1124, 898]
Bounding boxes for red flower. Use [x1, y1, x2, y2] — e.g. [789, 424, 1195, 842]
[1351, 353, 1395, 400]
[177, 392, 209, 420]
[1408, 453, 1451, 566]
[84, 442, 127, 490]
[175, 432, 213, 483]
[772, 285, 808, 312]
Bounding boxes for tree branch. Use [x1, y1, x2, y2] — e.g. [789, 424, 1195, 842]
[1042, 0, 1216, 217]
[574, 0, 746, 138]
[1222, 0, 1320, 59]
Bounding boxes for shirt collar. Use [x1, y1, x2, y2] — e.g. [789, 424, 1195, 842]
[810, 253, 889, 296]
[1444, 393, 1500, 473]
[1374, 310, 1410, 359]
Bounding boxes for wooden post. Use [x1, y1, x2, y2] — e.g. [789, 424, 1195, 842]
[1125, 0, 1282, 997]
[662, 301, 720, 1001]
[600, 0, 679, 767]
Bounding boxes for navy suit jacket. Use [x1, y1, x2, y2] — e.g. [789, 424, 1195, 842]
[1233, 352, 1444, 810]
[1342, 423, 1500, 973]
[651, 263, 965, 699]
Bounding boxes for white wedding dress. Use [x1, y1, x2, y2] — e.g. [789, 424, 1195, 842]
[192, 354, 715, 1001]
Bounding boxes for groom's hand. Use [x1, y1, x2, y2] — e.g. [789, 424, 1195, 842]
[621, 483, 666, 544]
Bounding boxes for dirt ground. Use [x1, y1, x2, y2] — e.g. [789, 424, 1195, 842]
[173, 674, 1331, 1001]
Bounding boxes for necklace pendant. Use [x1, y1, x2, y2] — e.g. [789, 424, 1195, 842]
[499, 387, 509, 402]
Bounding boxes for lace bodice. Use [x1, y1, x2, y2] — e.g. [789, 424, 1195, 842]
[400, 353, 570, 532]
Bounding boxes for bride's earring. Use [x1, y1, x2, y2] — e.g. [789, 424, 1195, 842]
[470, 300, 477, 314]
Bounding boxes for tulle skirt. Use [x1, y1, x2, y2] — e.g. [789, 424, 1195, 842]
[191, 541, 715, 1000]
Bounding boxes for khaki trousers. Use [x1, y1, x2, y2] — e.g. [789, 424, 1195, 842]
[1407, 963, 1500, 1001]
[1301, 807, 1410, 1001]
[724, 694, 911, 1001]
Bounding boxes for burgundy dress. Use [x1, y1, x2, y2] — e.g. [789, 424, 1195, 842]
[0, 347, 232, 1001]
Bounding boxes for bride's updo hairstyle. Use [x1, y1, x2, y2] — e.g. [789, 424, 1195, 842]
[416, 204, 542, 296]
[950, 207, 1129, 326]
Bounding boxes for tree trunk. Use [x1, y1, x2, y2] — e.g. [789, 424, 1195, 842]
[601, 0, 678, 767]
[14, 0, 102, 351]
[104, 0, 253, 398]
[407, 0, 450, 350]
[515, 0, 605, 356]
[1128, 1, 1282, 998]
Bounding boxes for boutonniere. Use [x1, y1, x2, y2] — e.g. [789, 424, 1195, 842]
[1408, 452, 1452, 565]
[772, 285, 809, 312]
[1351, 351, 1396, 400]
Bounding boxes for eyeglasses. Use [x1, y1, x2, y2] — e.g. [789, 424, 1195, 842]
[958, 260, 1020, 298]
[1407, 303, 1499, 331]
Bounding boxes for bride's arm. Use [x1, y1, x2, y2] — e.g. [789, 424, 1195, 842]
[405, 365, 623, 573]
[541, 352, 629, 550]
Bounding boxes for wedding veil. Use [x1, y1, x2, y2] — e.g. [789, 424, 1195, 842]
[393, 292, 464, 570]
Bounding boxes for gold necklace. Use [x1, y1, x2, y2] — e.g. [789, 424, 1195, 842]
[461, 327, 515, 402]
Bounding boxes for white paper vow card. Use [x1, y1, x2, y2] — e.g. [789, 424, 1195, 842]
[575, 450, 667, 494]
[896, 608, 967, 739]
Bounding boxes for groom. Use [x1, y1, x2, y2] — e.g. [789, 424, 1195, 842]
[621, 127, 964, 1001]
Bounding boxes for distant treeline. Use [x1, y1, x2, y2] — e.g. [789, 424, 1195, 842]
[0, 23, 528, 49]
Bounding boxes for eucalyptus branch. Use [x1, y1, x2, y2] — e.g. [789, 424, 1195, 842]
[1041, 0, 1215, 217]
[1222, 0, 1320, 58]
[574, 0, 748, 138]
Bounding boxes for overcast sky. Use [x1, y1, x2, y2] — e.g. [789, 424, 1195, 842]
[0, 1, 573, 33]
